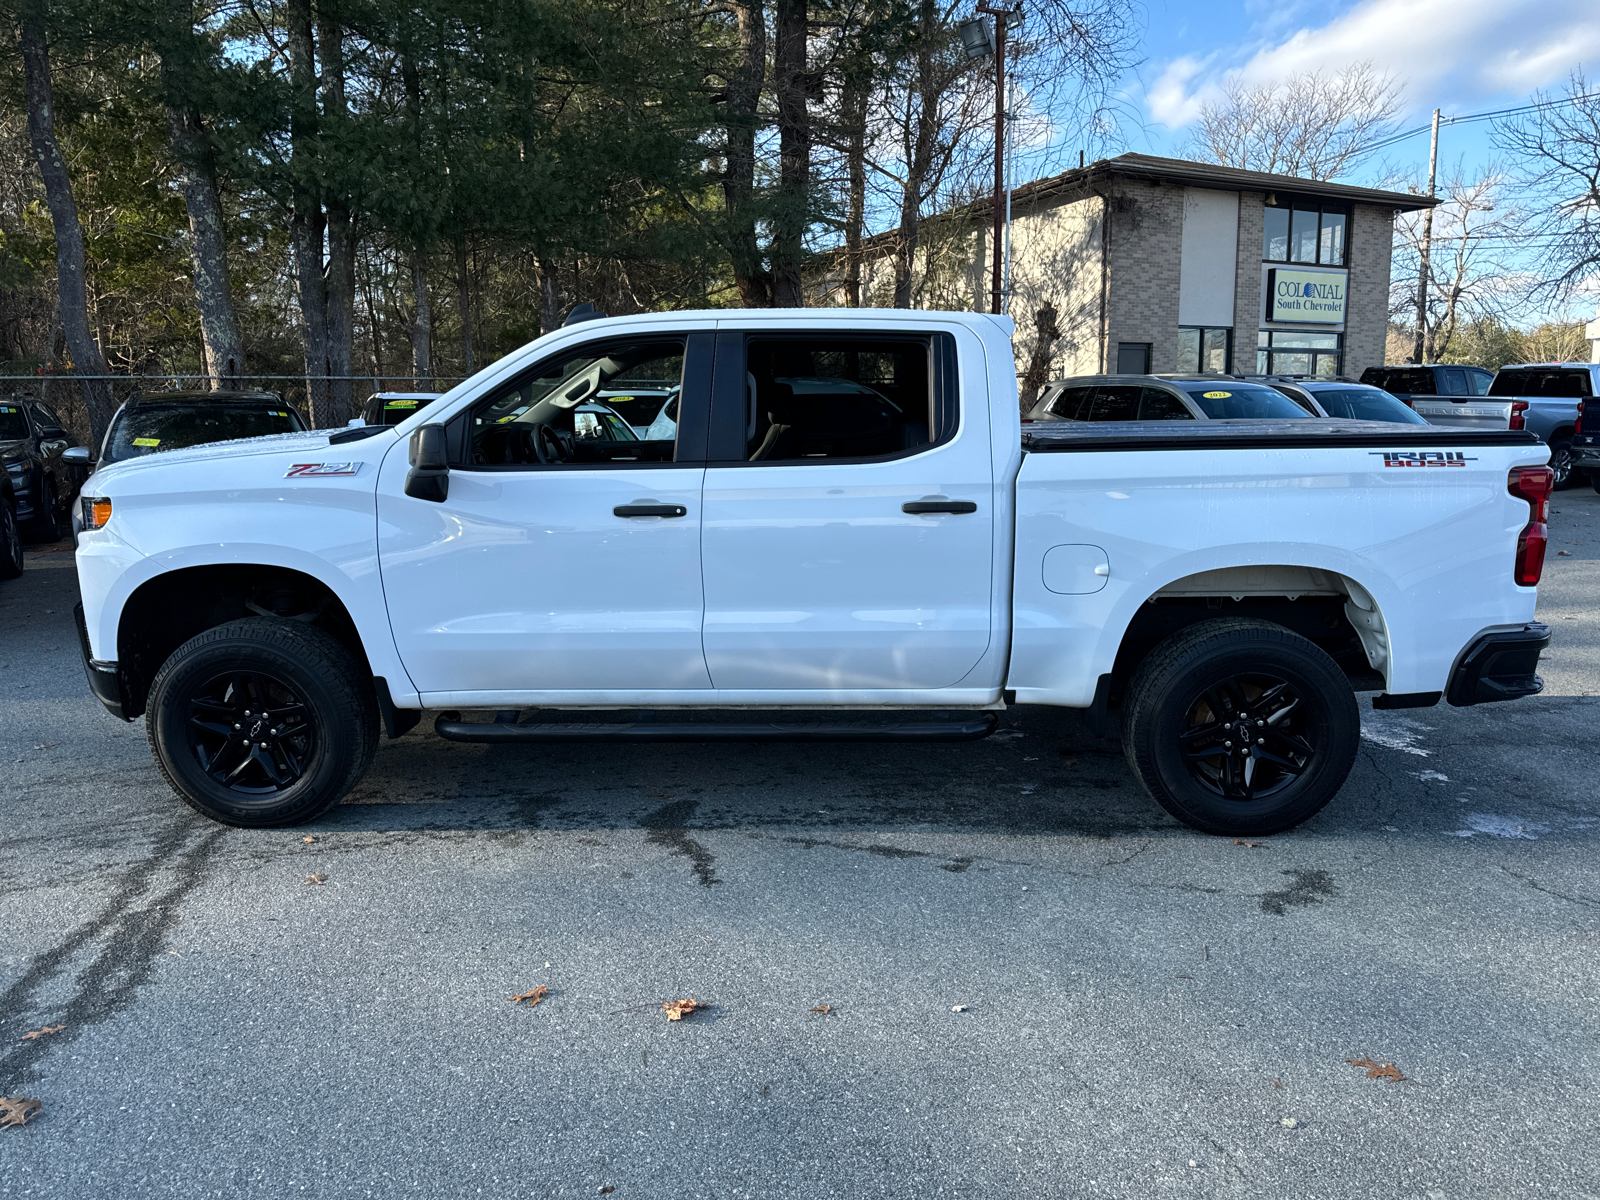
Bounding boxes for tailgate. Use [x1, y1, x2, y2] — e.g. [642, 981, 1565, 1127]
[1409, 395, 1511, 429]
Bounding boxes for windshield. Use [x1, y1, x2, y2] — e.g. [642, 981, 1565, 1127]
[1180, 383, 1312, 420]
[1307, 386, 1427, 424]
[0, 403, 28, 440]
[107, 404, 305, 461]
[1488, 369, 1592, 398]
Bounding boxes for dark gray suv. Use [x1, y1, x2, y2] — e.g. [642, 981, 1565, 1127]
[1025, 375, 1315, 424]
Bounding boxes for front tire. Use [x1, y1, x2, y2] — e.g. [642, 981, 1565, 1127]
[1121, 619, 1359, 836]
[146, 618, 378, 827]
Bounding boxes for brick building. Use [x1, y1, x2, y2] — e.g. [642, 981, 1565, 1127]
[829, 153, 1438, 382]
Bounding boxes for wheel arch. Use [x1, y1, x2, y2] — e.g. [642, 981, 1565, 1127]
[116, 563, 373, 720]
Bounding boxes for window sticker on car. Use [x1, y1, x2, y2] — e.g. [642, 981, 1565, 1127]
[384, 401, 417, 409]
[284, 462, 360, 477]
[1202, 391, 1231, 399]
[132, 437, 161, 446]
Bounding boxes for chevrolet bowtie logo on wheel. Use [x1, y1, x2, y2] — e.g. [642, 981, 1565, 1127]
[1369, 451, 1478, 467]
[284, 462, 361, 477]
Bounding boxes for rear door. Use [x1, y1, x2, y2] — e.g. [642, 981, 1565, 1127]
[698, 325, 994, 692]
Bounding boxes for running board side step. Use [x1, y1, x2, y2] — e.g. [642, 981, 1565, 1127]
[434, 712, 999, 744]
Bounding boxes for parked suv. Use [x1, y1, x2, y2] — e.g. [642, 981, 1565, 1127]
[1026, 375, 1313, 423]
[0, 395, 85, 540]
[74, 390, 308, 470]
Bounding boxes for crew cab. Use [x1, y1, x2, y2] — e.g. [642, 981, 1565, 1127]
[72, 310, 1553, 837]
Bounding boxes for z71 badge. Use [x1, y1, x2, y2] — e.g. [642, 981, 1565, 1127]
[1369, 451, 1477, 468]
[285, 462, 361, 477]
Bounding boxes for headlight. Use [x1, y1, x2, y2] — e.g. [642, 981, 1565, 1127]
[81, 496, 112, 530]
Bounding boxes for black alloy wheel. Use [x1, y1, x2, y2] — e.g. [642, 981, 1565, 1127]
[184, 669, 317, 795]
[1178, 674, 1314, 802]
[1121, 618, 1359, 836]
[146, 617, 378, 827]
[1549, 439, 1573, 490]
[0, 500, 23, 579]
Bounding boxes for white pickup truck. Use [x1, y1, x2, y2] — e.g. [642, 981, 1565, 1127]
[73, 310, 1553, 837]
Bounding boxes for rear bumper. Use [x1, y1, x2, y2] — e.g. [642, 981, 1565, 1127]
[73, 602, 130, 720]
[1446, 622, 1549, 707]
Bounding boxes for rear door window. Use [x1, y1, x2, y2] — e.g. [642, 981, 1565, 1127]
[1085, 385, 1140, 422]
[1046, 386, 1094, 420]
[1438, 369, 1469, 395]
[1137, 388, 1194, 420]
[1469, 370, 1493, 395]
[1488, 370, 1593, 398]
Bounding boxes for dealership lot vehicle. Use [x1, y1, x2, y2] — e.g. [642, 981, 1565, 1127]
[73, 310, 1552, 838]
[73, 389, 308, 471]
[1253, 378, 1427, 425]
[360, 392, 443, 427]
[1485, 364, 1595, 489]
[1026, 374, 1315, 424]
[1, 395, 84, 540]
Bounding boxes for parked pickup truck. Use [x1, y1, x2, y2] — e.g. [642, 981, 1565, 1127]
[1361, 362, 1594, 488]
[73, 310, 1553, 837]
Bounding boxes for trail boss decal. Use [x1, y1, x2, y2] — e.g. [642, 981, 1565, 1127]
[285, 462, 361, 477]
[1370, 451, 1477, 468]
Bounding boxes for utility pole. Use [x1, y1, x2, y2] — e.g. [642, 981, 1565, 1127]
[964, 4, 1019, 316]
[1412, 107, 1441, 363]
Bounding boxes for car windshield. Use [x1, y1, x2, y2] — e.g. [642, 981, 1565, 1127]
[0, 403, 28, 440]
[1307, 386, 1427, 424]
[108, 403, 305, 460]
[1488, 369, 1592, 398]
[1179, 383, 1312, 419]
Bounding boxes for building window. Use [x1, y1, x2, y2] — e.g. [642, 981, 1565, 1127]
[1257, 330, 1342, 378]
[1263, 197, 1348, 267]
[1177, 327, 1232, 374]
[1115, 342, 1151, 374]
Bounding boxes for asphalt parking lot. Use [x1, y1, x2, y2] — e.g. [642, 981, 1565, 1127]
[2, 491, 1598, 1200]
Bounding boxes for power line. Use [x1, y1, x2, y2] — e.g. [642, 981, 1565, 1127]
[1362, 90, 1600, 155]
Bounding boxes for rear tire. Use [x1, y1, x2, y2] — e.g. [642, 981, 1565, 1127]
[146, 618, 378, 827]
[1549, 438, 1574, 490]
[1121, 618, 1359, 836]
[0, 499, 22, 579]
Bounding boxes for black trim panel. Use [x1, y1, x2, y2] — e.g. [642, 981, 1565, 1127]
[1371, 691, 1441, 710]
[74, 602, 131, 721]
[1446, 622, 1549, 707]
[435, 711, 998, 743]
[373, 676, 421, 739]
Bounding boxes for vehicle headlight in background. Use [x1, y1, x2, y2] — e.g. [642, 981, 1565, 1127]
[81, 496, 112, 530]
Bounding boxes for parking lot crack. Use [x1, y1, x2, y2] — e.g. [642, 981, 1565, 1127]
[0, 824, 225, 1090]
[1501, 867, 1600, 908]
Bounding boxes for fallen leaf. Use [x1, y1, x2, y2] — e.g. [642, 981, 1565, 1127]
[662, 998, 704, 1021]
[306, 873, 327, 885]
[509, 985, 549, 1006]
[1280, 1117, 1298, 1128]
[1233, 839, 1261, 848]
[809, 1004, 832, 1015]
[20, 1025, 65, 1041]
[33, 743, 59, 751]
[1274, 1077, 1284, 1090]
[302, 836, 316, 844]
[599, 1188, 616, 1195]
[0, 1097, 41, 1128]
[1346, 1056, 1406, 1082]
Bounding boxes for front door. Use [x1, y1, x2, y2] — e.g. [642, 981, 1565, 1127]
[699, 328, 995, 692]
[377, 331, 714, 698]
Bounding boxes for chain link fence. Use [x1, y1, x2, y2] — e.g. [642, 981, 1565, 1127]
[0, 374, 468, 443]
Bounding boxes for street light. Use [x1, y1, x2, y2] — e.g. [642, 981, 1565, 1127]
[969, 5, 1022, 315]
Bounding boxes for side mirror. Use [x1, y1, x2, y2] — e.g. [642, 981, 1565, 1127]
[404, 423, 449, 502]
[62, 446, 93, 465]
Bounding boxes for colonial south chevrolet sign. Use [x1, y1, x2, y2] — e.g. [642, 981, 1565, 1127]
[1268, 268, 1346, 324]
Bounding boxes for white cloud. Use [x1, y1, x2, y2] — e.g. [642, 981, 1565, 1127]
[1147, 0, 1600, 130]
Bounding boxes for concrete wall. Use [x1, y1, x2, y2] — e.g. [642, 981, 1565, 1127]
[1344, 203, 1395, 378]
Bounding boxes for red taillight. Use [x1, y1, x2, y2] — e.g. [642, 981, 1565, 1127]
[1509, 465, 1553, 586]
[1576, 400, 1585, 436]
[1509, 400, 1528, 431]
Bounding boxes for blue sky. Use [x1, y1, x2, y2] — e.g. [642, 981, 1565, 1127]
[1056, 0, 1599, 323]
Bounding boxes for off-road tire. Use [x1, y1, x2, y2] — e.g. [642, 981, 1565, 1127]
[0, 499, 23, 579]
[1121, 618, 1359, 837]
[146, 618, 378, 827]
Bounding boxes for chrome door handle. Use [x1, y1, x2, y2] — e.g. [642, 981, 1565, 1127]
[902, 500, 977, 515]
[614, 504, 687, 518]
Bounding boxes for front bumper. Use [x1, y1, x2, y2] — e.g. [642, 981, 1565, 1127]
[1446, 622, 1549, 707]
[73, 602, 131, 720]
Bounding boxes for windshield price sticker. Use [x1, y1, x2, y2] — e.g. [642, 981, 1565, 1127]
[1202, 391, 1231, 398]
[285, 462, 360, 477]
[132, 437, 161, 447]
